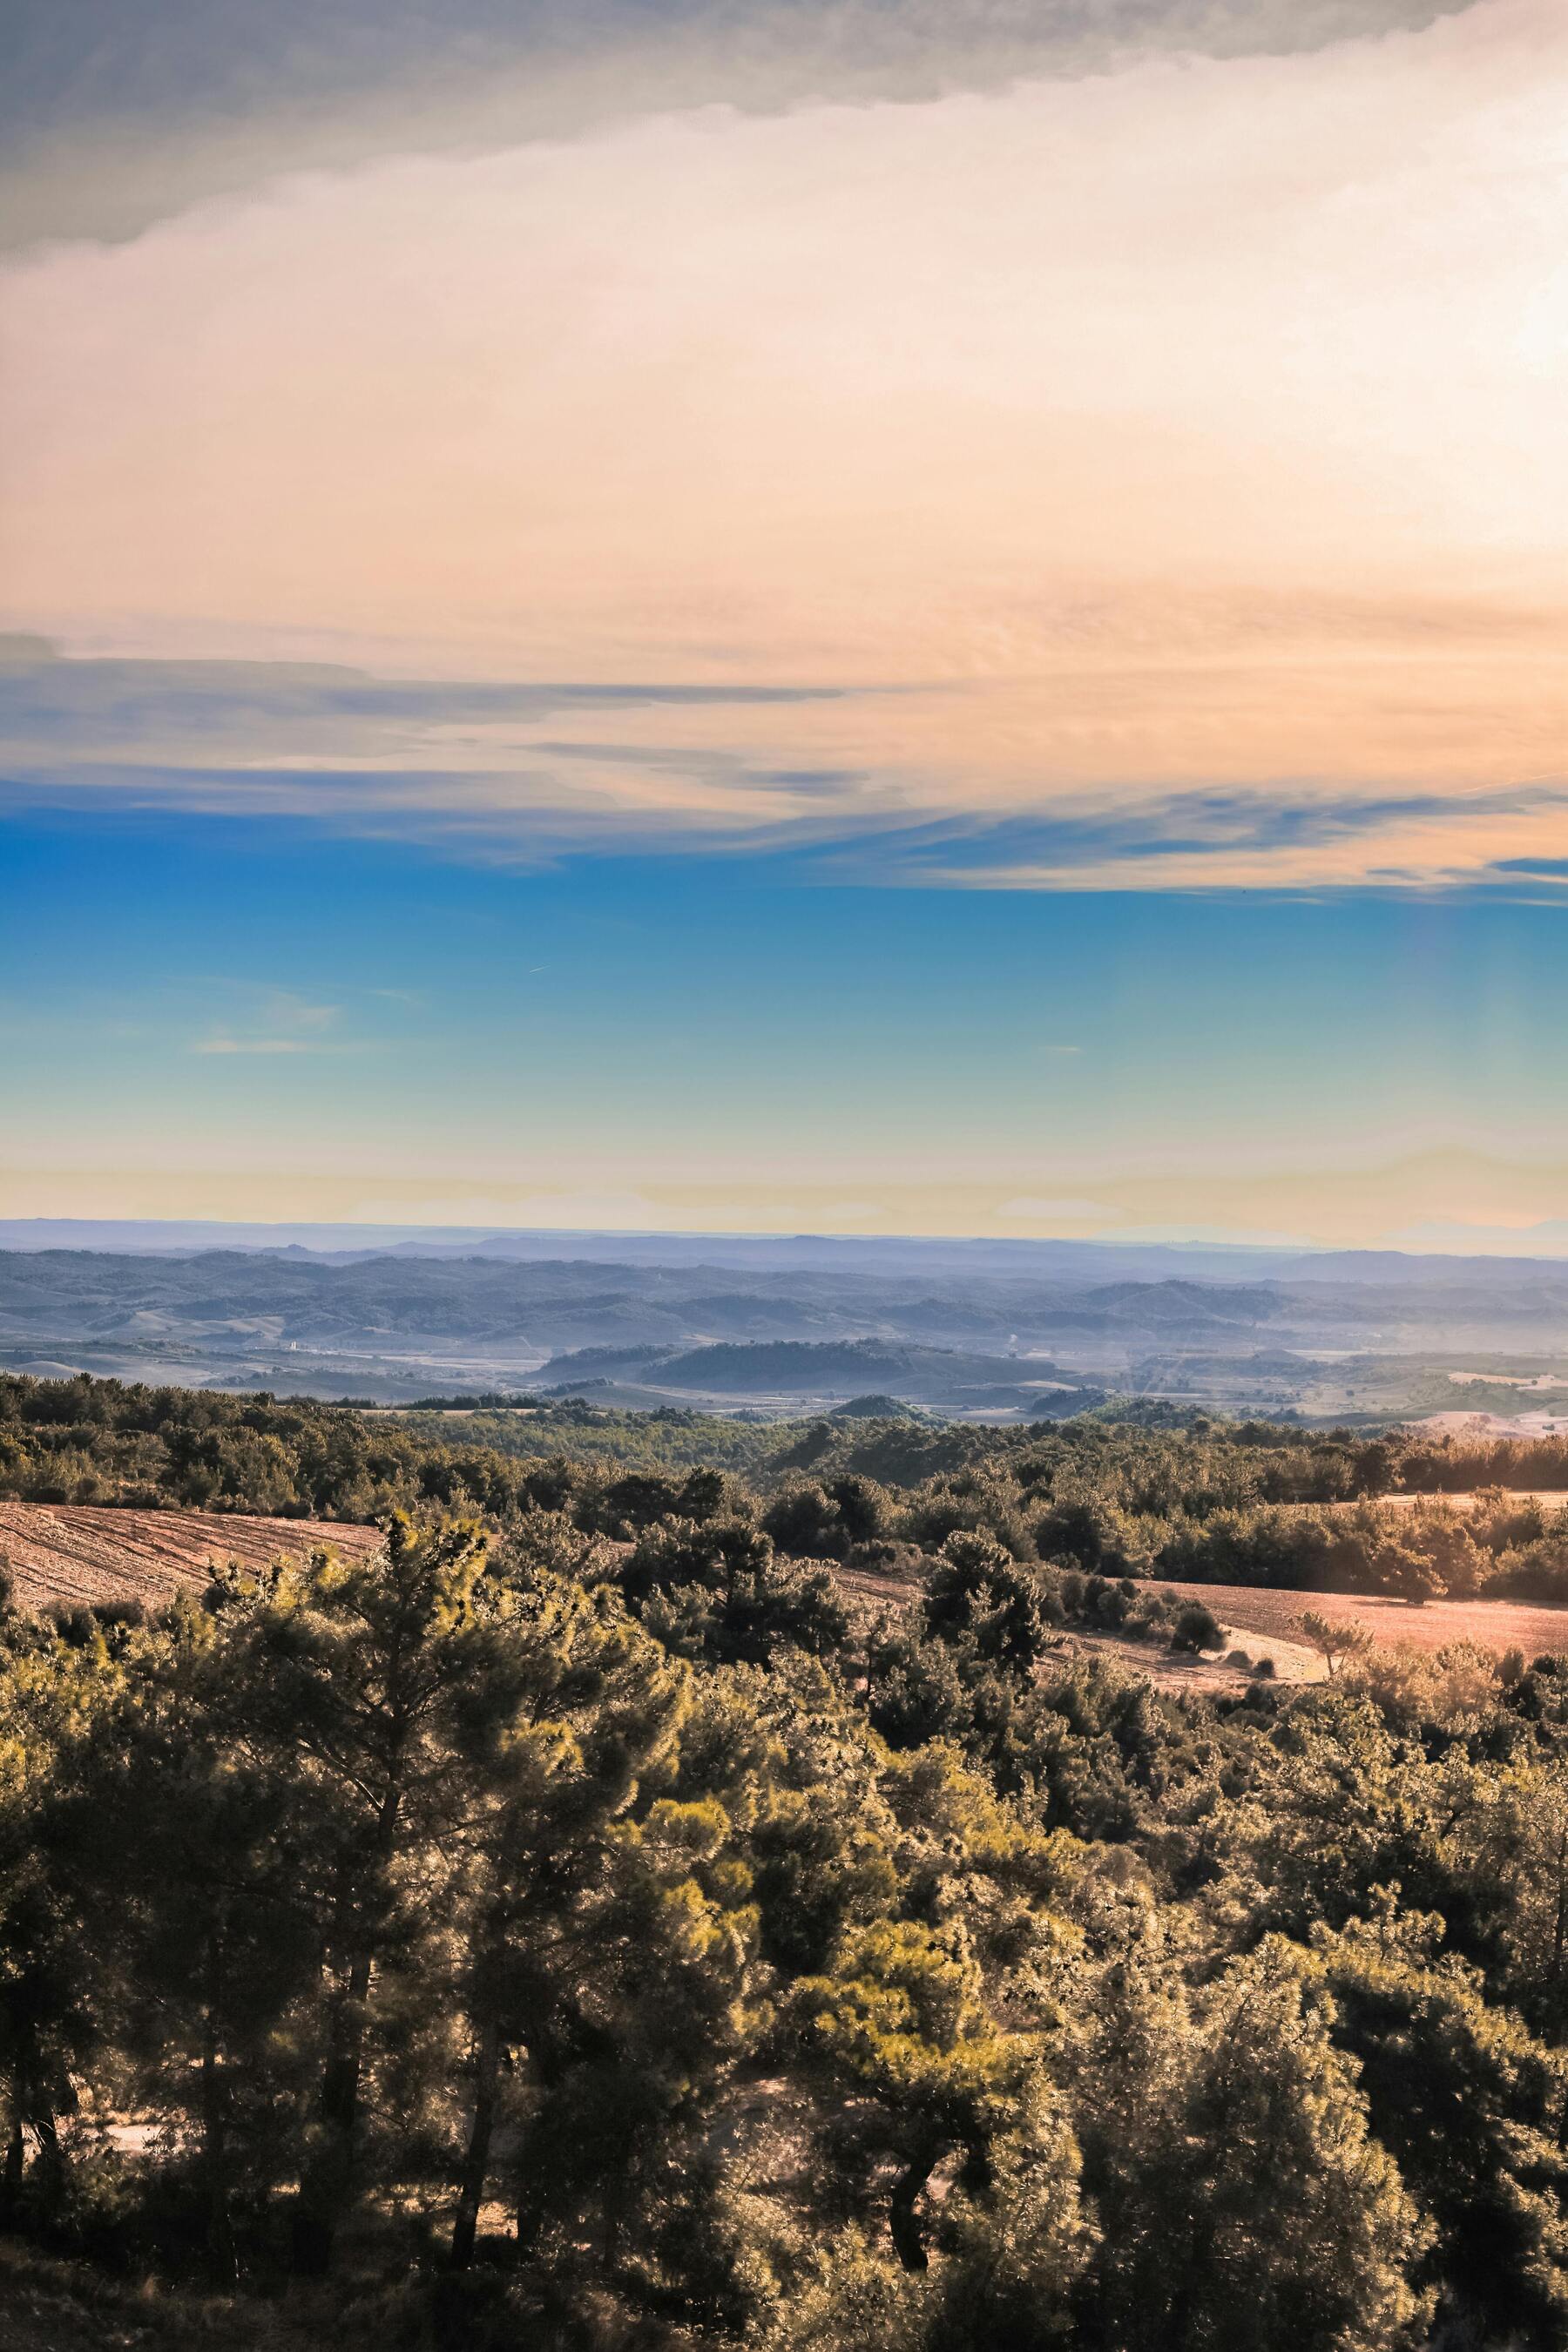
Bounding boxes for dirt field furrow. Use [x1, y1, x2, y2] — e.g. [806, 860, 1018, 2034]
[1158, 1580, 1568, 1668]
[0, 1503, 383, 1616]
[5, 1504, 1568, 1695]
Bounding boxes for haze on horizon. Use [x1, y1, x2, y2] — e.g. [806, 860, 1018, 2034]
[3, 0, 1565, 1252]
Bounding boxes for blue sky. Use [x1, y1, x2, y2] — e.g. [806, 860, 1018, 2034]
[5, 801, 1566, 1245]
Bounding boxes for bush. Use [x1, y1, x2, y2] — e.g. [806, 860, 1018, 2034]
[1171, 1600, 1224, 1652]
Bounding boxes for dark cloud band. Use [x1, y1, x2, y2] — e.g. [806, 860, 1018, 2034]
[2, 0, 1476, 247]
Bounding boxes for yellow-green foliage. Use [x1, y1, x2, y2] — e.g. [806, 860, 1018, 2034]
[3, 1375, 1568, 2349]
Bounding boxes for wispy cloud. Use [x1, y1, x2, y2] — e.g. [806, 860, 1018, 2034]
[192, 1036, 318, 1056]
[257, 991, 340, 1033]
[0, 639, 889, 856]
[3, 2, 1565, 892]
[189, 986, 349, 1055]
[4, 636, 1567, 891]
[891, 782, 1568, 895]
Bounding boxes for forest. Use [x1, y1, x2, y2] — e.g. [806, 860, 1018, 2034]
[6, 1372, 1568, 1607]
[3, 1374, 1568, 2348]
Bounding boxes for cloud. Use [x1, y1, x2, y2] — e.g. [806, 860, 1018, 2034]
[899, 782, 1568, 893]
[994, 1198, 1123, 1223]
[343, 1189, 671, 1228]
[192, 1037, 317, 1056]
[0, 0, 1473, 249]
[260, 991, 339, 1033]
[187, 985, 348, 1055]
[3, 2, 1565, 890]
[3, 637, 1567, 889]
[11, 1146, 1568, 1253]
[0, 638, 882, 856]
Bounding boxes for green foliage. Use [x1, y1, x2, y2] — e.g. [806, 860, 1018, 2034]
[4, 1373, 1568, 2344]
[1169, 1600, 1223, 1653]
[1073, 1940, 1432, 2352]
[1303, 1907, 1568, 2346]
[922, 1533, 1062, 1671]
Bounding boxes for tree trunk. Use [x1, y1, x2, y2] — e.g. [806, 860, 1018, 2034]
[200, 1945, 239, 2288]
[291, 1952, 369, 2277]
[291, 1729, 411, 2279]
[889, 2143, 942, 2273]
[512, 2013, 571, 2261]
[450, 2017, 501, 2270]
[30, 2104, 63, 2212]
[2, 2108, 23, 2213]
[515, 2193, 543, 2261]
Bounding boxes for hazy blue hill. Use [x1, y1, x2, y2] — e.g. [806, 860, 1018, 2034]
[1073, 1280, 1288, 1326]
[3, 1239, 1568, 1421]
[830, 1392, 930, 1420]
[554, 1338, 1076, 1400]
[0, 1220, 1364, 1279]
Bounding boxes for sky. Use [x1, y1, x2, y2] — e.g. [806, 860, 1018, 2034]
[2, 0, 1566, 1248]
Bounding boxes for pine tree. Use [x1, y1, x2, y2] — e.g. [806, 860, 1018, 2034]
[219, 1514, 495, 2274]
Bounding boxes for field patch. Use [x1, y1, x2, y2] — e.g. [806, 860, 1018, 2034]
[1355, 1488, 1568, 1514]
[1159, 1578, 1568, 1670]
[0, 1502, 383, 1617]
[6, 1502, 1568, 1696]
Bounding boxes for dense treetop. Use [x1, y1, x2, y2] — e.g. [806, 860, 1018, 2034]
[2, 1376, 1568, 2344]
[4, 1370, 1568, 1605]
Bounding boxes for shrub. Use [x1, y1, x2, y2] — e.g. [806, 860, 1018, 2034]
[1171, 1600, 1224, 1652]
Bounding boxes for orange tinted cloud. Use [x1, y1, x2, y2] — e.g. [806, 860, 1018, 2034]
[3, 0, 1565, 886]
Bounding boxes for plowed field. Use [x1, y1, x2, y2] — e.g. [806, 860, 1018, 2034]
[1353, 1490, 1568, 1514]
[1159, 1578, 1568, 1668]
[6, 1504, 1567, 1692]
[0, 1502, 383, 1616]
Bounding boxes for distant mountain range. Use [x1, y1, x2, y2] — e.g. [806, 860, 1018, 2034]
[7, 1216, 1565, 1283]
[3, 1227, 1568, 1423]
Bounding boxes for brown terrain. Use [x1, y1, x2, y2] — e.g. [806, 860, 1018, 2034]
[3, 1502, 1568, 1693]
[1074, 1621, 1321, 1690]
[1350, 1489, 1568, 1514]
[0, 1503, 384, 1617]
[837, 1552, 1568, 1690]
[1158, 1579, 1568, 1678]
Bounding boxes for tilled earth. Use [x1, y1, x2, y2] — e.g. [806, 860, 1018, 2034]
[5, 1504, 1566, 1691]
[0, 1502, 384, 1617]
[1159, 1578, 1568, 1669]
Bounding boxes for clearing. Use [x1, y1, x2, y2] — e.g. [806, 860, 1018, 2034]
[4, 1504, 1566, 1695]
[1360, 1489, 1568, 1514]
[0, 1503, 383, 1617]
[1157, 1579, 1568, 1677]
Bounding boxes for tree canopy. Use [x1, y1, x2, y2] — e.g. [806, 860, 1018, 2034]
[3, 1373, 1568, 2348]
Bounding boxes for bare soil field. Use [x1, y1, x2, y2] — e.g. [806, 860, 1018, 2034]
[1159, 1578, 1568, 1670]
[831, 1559, 925, 1611]
[828, 1558, 1323, 1686]
[785, 1558, 1568, 1690]
[6, 1503, 1565, 1699]
[0, 1503, 384, 1617]
[1055, 1625, 1320, 1692]
[1356, 1489, 1568, 1514]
